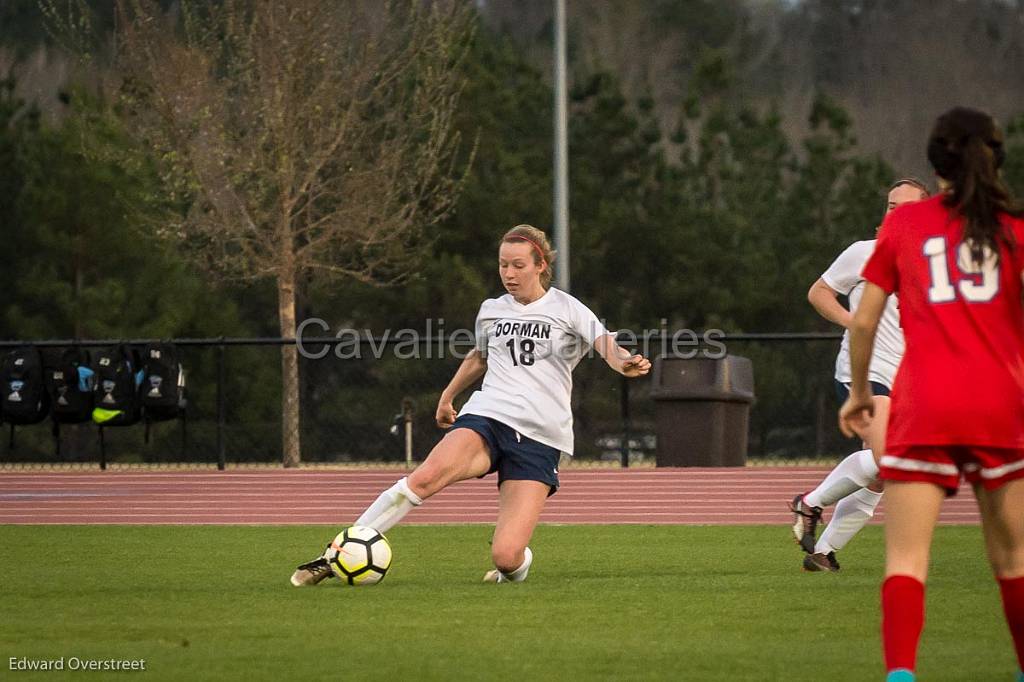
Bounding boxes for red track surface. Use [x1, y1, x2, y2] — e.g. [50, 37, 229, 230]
[0, 467, 981, 525]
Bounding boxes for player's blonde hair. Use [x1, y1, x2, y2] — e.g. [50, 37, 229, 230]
[500, 225, 557, 289]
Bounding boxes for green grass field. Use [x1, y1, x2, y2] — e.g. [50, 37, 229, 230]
[0, 525, 1015, 681]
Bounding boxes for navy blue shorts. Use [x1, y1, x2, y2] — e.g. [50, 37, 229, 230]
[834, 379, 891, 404]
[449, 414, 560, 496]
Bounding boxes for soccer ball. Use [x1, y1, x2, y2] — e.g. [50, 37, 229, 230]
[326, 526, 392, 585]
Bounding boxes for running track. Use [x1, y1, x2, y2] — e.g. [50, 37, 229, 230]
[0, 468, 981, 525]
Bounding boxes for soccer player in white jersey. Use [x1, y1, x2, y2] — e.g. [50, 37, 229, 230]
[789, 178, 929, 571]
[291, 224, 651, 586]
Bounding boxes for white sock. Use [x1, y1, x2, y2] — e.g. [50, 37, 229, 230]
[354, 477, 422, 534]
[815, 487, 883, 554]
[497, 547, 533, 583]
[804, 449, 879, 508]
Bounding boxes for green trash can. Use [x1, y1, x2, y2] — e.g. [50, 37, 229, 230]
[650, 355, 755, 467]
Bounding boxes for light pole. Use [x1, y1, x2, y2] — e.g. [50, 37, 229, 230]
[553, 0, 570, 292]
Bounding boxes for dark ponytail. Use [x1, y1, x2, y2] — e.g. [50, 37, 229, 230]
[927, 107, 1022, 265]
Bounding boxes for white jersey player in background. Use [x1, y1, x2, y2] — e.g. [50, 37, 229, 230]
[291, 224, 651, 586]
[790, 178, 929, 572]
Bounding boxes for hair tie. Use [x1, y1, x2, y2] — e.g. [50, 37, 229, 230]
[927, 138, 962, 180]
[991, 141, 1006, 169]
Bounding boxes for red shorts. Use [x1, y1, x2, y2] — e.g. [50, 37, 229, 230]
[880, 445, 1024, 496]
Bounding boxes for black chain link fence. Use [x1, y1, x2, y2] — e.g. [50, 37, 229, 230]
[0, 333, 857, 468]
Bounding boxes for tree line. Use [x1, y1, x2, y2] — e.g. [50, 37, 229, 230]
[3, 2, 1024, 462]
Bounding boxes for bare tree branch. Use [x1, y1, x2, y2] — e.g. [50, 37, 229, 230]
[49, 0, 475, 464]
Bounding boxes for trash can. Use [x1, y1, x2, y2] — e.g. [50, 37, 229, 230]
[650, 355, 755, 467]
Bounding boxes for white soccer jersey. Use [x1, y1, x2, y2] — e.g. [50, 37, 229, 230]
[460, 287, 610, 455]
[821, 239, 904, 387]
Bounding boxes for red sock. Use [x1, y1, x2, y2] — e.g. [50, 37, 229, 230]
[882, 575, 925, 673]
[999, 576, 1024, 671]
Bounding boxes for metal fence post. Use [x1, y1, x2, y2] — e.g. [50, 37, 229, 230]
[216, 340, 226, 471]
[620, 374, 631, 468]
[402, 398, 414, 467]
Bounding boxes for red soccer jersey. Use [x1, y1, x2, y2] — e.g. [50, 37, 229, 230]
[862, 194, 1024, 448]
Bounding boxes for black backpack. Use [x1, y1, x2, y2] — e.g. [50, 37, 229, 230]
[1, 346, 50, 425]
[46, 347, 95, 424]
[140, 342, 186, 422]
[92, 344, 142, 427]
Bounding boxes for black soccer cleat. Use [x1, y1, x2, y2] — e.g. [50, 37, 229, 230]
[289, 545, 336, 587]
[802, 551, 841, 573]
[789, 493, 823, 554]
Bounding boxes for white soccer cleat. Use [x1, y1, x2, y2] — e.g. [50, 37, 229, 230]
[482, 569, 505, 583]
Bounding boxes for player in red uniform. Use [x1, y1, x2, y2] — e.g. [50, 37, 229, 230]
[840, 107, 1024, 682]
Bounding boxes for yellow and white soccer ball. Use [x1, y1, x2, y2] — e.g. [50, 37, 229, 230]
[326, 526, 392, 585]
